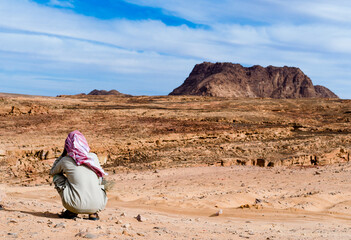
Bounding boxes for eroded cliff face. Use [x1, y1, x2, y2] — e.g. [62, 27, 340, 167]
[170, 62, 338, 98]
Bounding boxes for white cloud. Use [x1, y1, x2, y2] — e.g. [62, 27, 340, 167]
[269, 0, 351, 24]
[126, 0, 351, 25]
[123, 0, 282, 25]
[48, 0, 74, 8]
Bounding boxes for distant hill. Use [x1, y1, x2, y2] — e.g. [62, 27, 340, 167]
[87, 89, 129, 96]
[169, 62, 338, 98]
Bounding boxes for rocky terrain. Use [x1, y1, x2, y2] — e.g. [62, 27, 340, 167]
[170, 62, 338, 98]
[0, 93, 350, 239]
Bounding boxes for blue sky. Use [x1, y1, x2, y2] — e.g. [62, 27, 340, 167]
[1, 0, 351, 98]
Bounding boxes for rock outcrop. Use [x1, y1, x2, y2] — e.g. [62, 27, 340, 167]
[170, 62, 338, 98]
[314, 85, 338, 98]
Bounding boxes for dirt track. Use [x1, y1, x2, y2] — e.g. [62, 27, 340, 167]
[2, 164, 351, 239]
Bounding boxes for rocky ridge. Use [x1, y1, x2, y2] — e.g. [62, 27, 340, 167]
[170, 62, 338, 98]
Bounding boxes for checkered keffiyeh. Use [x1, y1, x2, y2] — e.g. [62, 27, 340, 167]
[65, 130, 107, 177]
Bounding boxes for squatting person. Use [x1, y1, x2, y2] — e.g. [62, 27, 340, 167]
[50, 130, 107, 220]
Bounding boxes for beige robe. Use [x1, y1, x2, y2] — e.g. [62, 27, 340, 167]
[50, 153, 107, 214]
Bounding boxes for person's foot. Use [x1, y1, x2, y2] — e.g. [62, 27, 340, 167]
[59, 210, 78, 219]
[88, 213, 99, 221]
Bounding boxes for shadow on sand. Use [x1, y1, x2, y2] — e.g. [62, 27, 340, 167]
[3, 208, 60, 219]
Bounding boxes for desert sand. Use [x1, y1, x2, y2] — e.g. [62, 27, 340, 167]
[0, 93, 351, 239]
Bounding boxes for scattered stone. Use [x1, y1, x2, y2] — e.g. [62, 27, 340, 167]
[115, 219, 123, 224]
[54, 222, 66, 228]
[136, 214, 146, 222]
[75, 232, 98, 239]
[74, 217, 83, 221]
[213, 209, 223, 216]
[239, 234, 250, 239]
[122, 223, 130, 229]
[7, 232, 18, 237]
[30, 232, 39, 237]
[84, 233, 98, 239]
[0, 149, 6, 156]
[75, 232, 84, 238]
[78, 228, 88, 233]
[239, 204, 251, 209]
[122, 230, 133, 236]
[8, 218, 18, 223]
[255, 198, 262, 204]
[17, 213, 28, 218]
[120, 212, 126, 217]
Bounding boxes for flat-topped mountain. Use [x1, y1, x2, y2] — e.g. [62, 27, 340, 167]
[170, 62, 338, 98]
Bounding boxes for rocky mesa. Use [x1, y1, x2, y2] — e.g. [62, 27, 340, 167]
[170, 62, 338, 98]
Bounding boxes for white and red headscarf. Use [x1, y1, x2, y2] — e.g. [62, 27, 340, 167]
[65, 130, 107, 177]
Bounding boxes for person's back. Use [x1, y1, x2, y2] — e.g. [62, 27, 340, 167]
[50, 130, 108, 220]
[50, 153, 107, 214]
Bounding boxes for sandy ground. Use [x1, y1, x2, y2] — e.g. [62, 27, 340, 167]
[1, 163, 351, 239]
[1, 94, 351, 239]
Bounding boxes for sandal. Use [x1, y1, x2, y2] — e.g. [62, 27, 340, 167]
[88, 213, 100, 221]
[59, 210, 78, 219]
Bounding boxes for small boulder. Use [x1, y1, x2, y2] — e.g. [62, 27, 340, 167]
[135, 214, 146, 222]
[54, 222, 66, 228]
[121, 223, 130, 229]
